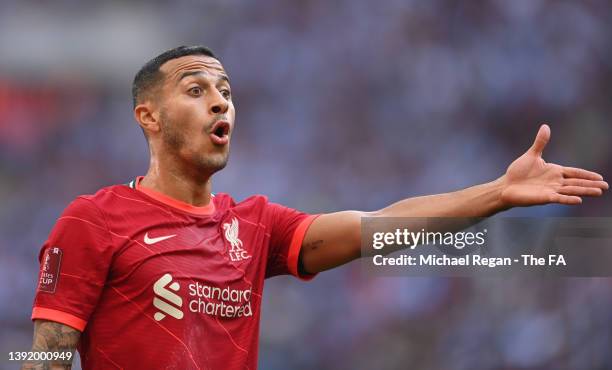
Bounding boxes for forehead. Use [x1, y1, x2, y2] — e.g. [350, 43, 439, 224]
[160, 55, 228, 83]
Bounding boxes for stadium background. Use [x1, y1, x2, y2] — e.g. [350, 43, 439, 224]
[1, 0, 611, 369]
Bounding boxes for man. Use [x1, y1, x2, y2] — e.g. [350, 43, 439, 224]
[23, 45, 608, 370]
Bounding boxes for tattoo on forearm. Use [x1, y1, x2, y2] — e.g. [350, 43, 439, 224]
[21, 321, 80, 370]
[304, 239, 324, 251]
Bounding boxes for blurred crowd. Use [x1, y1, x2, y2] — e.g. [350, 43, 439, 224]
[1, 0, 611, 369]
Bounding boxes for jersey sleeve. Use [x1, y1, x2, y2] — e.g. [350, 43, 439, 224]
[31, 197, 113, 331]
[263, 201, 319, 280]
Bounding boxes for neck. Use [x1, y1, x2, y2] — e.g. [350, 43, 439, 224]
[140, 155, 213, 207]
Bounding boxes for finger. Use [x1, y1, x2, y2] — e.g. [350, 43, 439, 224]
[563, 179, 609, 189]
[562, 167, 604, 181]
[550, 193, 582, 205]
[529, 123, 550, 156]
[558, 186, 603, 197]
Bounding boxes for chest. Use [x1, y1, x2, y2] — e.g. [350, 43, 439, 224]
[107, 215, 270, 287]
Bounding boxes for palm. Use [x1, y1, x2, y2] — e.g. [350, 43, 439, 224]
[500, 125, 607, 206]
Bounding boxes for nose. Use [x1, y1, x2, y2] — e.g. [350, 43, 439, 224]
[209, 90, 229, 115]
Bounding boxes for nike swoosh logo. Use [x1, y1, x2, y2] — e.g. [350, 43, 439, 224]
[144, 233, 177, 245]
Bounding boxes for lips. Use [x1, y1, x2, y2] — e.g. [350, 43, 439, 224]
[209, 120, 230, 145]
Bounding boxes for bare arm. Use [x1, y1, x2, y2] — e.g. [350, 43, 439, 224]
[21, 320, 80, 370]
[300, 125, 609, 274]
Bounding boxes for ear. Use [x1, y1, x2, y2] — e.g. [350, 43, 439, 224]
[134, 102, 161, 135]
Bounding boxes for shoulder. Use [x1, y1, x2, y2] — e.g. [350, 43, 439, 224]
[213, 193, 274, 220]
[61, 183, 135, 219]
[213, 193, 270, 210]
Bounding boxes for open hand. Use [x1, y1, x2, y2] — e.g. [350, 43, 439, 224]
[500, 124, 608, 206]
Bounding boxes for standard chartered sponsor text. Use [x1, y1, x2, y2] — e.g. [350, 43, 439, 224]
[188, 282, 253, 318]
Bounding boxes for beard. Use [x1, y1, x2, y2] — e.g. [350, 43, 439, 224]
[159, 109, 229, 176]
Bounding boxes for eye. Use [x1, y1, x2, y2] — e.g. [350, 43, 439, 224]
[220, 89, 231, 99]
[189, 86, 203, 96]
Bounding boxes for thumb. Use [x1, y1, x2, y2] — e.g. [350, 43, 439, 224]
[529, 123, 550, 156]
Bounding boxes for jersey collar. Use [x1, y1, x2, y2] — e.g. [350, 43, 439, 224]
[132, 176, 216, 216]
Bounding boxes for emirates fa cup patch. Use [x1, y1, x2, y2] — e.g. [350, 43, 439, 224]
[38, 247, 63, 293]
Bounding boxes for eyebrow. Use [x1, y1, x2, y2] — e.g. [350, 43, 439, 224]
[177, 71, 230, 84]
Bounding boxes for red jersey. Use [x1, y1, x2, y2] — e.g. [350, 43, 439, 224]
[32, 177, 318, 370]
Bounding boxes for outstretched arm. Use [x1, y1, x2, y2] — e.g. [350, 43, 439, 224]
[300, 124, 608, 274]
[21, 320, 80, 370]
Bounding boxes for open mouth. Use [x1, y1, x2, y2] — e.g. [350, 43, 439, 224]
[209, 120, 230, 145]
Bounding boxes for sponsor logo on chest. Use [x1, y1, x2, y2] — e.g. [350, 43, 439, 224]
[153, 273, 183, 321]
[152, 273, 253, 321]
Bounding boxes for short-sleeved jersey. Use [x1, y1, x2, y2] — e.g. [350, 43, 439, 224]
[32, 177, 318, 370]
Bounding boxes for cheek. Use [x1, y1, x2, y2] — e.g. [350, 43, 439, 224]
[228, 104, 236, 124]
[177, 99, 204, 118]
[163, 107, 200, 139]
[174, 101, 207, 129]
